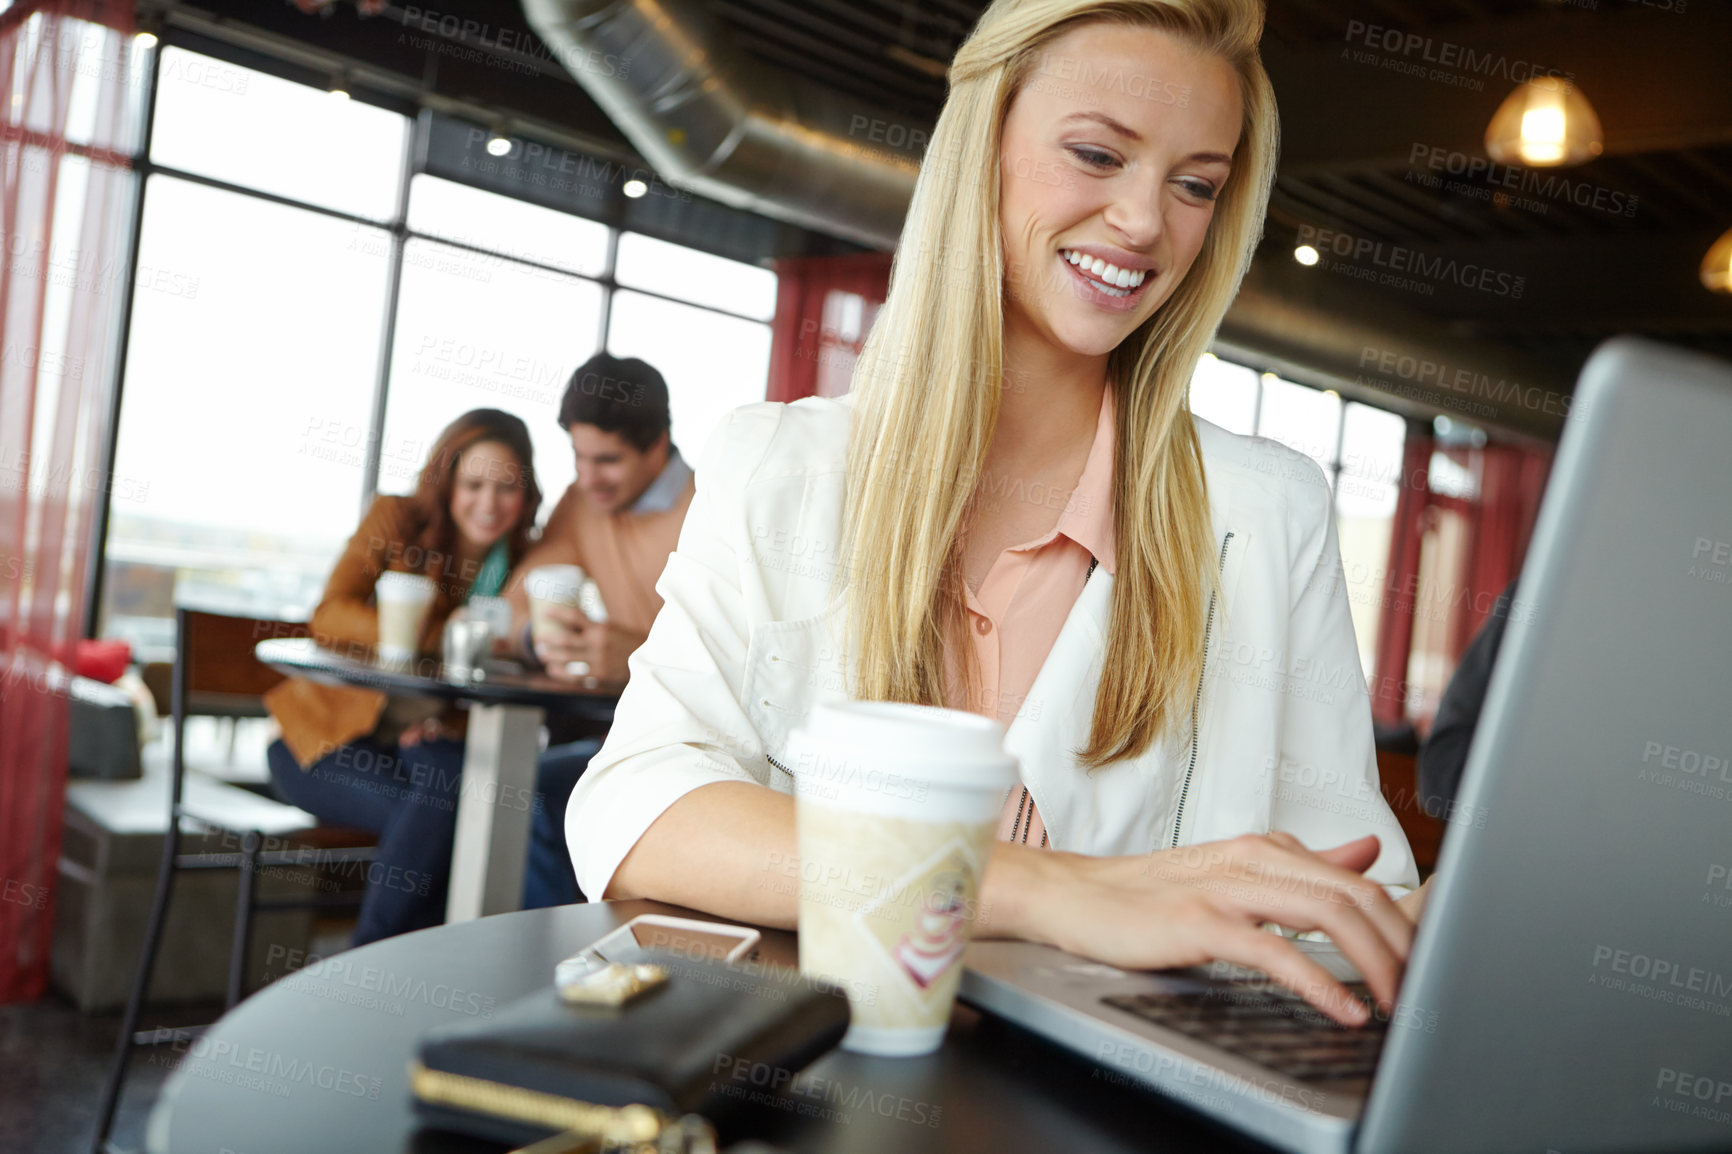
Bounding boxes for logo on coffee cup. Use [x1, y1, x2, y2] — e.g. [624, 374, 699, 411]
[858, 840, 980, 996]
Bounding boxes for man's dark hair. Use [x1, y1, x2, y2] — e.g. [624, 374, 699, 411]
[557, 353, 671, 451]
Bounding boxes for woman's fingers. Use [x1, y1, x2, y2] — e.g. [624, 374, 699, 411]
[1206, 921, 1370, 1027]
[1189, 836, 1411, 1006]
[1216, 875, 1404, 1009]
[1310, 834, 1382, 873]
[1250, 836, 1415, 973]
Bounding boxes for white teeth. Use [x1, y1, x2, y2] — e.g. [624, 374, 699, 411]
[1061, 249, 1149, 294]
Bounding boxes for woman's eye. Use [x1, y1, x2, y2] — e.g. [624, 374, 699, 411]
[1066, 145, 1118, 169]
[1177, 178, 1218, 202]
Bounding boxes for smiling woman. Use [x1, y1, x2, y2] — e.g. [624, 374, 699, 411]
[567, 0, 1422, 1029]
[262, 409, 543, 946]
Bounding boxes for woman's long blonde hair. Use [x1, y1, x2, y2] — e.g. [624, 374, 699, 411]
[842, 0, 1278, 767]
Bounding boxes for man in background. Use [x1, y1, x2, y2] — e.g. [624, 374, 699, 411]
[505, 352, 694, 905]
[1417, 577, 1521, 815]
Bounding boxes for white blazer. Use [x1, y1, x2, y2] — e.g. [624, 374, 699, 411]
[565, 393, 1419, 900]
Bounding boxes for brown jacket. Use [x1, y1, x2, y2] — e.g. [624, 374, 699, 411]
[264, 495, 497, 768]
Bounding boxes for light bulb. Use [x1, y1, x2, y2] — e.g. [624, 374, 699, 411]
[1485, 77, 1602, 168]
[1701, 228, 1732, 294]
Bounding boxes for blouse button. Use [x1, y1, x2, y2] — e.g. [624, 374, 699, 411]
[974, 616, 993, 636]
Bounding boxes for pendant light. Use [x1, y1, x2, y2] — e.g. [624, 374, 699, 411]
[1702, 228, 1732, 294]
[1484, 76, 1603, 167]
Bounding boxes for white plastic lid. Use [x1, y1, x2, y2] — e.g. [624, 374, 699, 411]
[786, 699, 1017, 793]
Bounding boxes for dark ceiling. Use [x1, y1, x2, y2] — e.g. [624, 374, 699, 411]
[709, 0, 1732, 379]
[154, 0, 1732, 408]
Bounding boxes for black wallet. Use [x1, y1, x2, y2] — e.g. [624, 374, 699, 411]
[410, 950, 850, 1152]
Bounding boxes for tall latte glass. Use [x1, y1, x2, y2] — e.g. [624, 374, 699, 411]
[787, 700, 1017, 1056]
[374, 572, 436, 667]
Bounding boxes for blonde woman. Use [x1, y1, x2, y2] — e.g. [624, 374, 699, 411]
[566, 0, 1422, 1025]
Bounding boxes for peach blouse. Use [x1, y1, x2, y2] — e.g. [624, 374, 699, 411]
[948, 388, 1118, 850]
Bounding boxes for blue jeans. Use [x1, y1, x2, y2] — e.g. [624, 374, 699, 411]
[523, 739, 600, 908]
[266, 736, 463, 946]
[266, 735, 600, 944]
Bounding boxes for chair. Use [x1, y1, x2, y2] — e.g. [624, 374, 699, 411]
[90, 607, 379, 1154]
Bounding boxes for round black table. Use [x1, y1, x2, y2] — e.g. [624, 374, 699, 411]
[256, 638, 620, 924]
[144, 900, 1268, 1154]
[255, 637, 620, 719]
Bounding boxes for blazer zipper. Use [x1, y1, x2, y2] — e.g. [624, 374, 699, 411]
[1169, 530, 1234, 850]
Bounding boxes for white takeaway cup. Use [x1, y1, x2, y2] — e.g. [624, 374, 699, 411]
[787, 700, 1017, 1057]
[374, 571, 436, 666]
[525, 564, 587, 637]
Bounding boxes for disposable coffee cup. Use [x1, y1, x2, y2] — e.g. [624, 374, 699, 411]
[525, 564, 587, 638]
[788, 700, 1017, 1057]
[526, 564, 598, 676]
[374, 571, 436, 666]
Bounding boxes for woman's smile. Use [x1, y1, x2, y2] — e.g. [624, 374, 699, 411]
[1059, 246, 1158, 310]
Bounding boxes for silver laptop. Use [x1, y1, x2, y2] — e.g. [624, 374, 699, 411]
[960, 337, 1732, 1154]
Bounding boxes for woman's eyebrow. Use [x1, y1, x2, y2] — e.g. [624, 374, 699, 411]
[1059, 112, 1232, 166]
[1063, 110, 1142, 141]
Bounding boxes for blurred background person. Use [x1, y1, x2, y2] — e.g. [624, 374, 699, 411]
[505, 353, 694, 906]
[263, 408, 542, 944]
[1418, 577, 1521, 817]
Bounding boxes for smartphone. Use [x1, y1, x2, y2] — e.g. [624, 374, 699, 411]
[555, 914, 762, 988]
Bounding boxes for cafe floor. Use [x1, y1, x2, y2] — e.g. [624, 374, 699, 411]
[1, 917, 355, 1154]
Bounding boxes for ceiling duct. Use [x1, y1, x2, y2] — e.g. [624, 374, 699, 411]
[523, 1, 1573, 437]
[522, 0, 923, 250]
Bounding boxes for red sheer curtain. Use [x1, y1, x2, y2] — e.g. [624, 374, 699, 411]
[766, 252, 892, 402]
[1, 0, 137, 1003]
[1370, 433, 1552, 729]
[1452, 443, 1551, 651]
[1370, 433, 1435, 725]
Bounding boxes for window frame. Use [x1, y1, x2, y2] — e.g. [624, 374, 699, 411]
[84, 33, 775, 637]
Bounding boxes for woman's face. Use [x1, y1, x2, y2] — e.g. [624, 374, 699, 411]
[450, 440, 527, 552]
[998, 22, 1243, 360]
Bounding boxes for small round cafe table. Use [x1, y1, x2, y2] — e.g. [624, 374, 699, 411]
[256, 637, 620, 923]
[144, 899, 1266, 1154]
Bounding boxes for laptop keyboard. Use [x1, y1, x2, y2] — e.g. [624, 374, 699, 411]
[1102, 983, 1387, 1083]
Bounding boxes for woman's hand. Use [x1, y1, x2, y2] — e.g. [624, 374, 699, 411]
[535, 611, 647, 684]
[983, 833, 1413, 1026]
[1395, 875, 1432, 924]
[398, 718, 457, 748]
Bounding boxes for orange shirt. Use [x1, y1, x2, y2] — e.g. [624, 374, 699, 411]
[947, 388, 1117, 850]
[505, 449, 696, 637]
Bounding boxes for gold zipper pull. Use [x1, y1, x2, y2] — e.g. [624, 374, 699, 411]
[508, 1112, 718, 1154]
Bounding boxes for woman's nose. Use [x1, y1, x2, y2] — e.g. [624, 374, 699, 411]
[1103, 181, 1164, 250]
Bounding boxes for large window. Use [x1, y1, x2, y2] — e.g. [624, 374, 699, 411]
[1190, 354, 1409, 679]
[376, 238, 606, 503]
[97, 47, 776, 657]
[605, 290, 773, 464]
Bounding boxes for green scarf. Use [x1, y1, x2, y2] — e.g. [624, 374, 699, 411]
[467, 541, 510, 601]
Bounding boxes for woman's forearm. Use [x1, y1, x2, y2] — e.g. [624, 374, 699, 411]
[604, 781, 802, 929]
[603, 788, 1408, 1023]
[607, 780, 1054, 941]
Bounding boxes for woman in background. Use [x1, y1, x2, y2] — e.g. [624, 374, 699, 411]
[264, 408, 542, 944]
